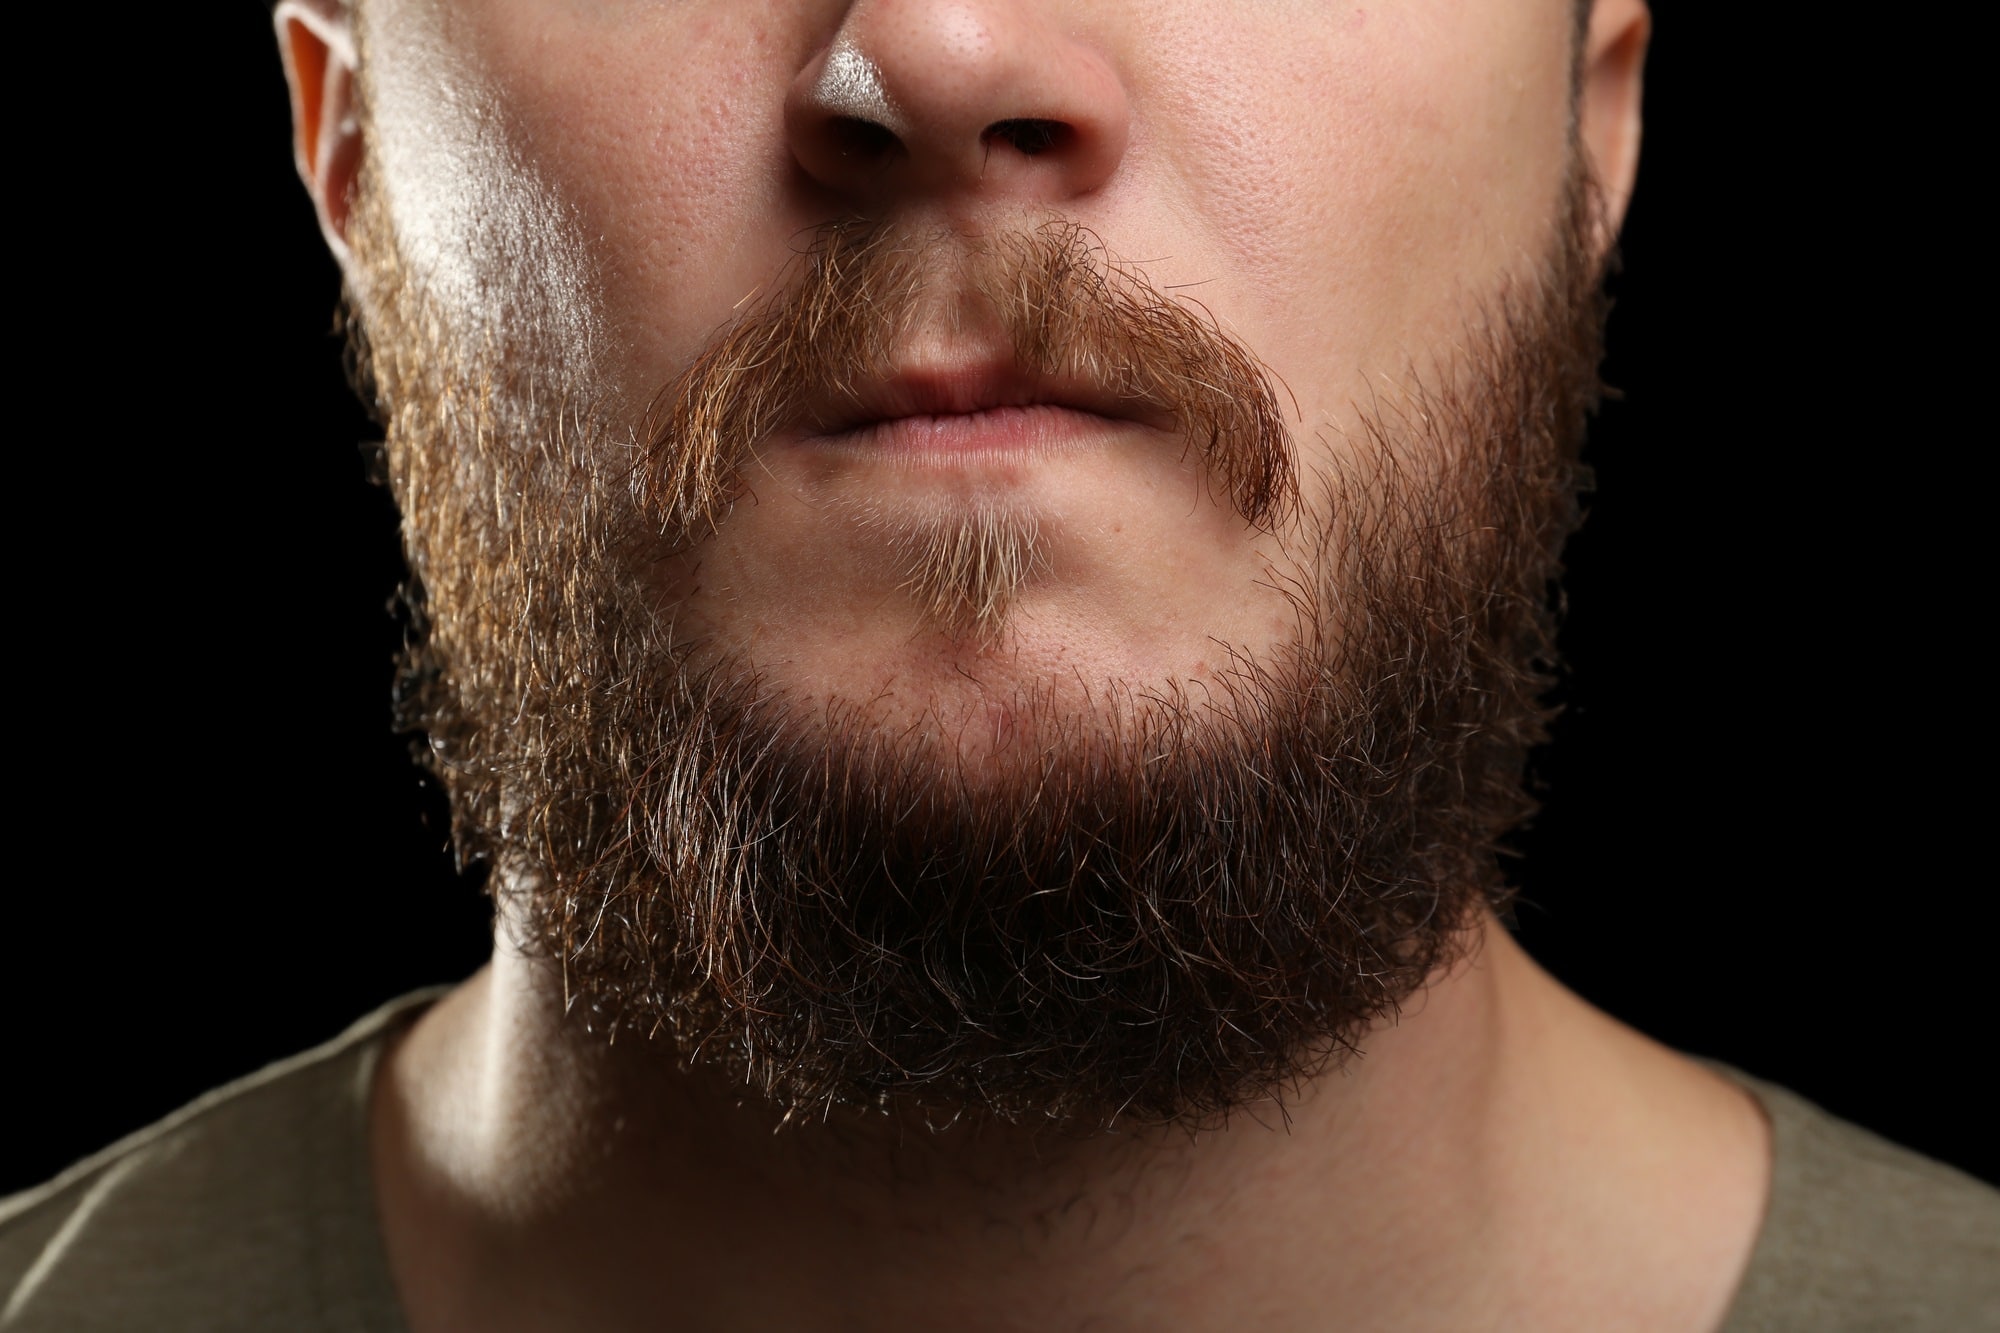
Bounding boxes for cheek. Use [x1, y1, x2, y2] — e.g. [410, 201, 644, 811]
[366, 2, 811, 397]
[500, 15, 794, 382]
[1134, 2, 1574, 432]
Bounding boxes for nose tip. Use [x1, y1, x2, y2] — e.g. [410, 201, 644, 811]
[786, 3, 1131, 209]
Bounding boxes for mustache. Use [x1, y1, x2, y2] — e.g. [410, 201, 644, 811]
[636, 219, 1297, 541]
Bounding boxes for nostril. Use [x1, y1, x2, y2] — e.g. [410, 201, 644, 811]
[982, 118, 1071, 158]
[828, 115, 902, 161]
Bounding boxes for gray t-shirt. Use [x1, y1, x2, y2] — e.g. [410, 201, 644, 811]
[5, 993, 1996, 1331]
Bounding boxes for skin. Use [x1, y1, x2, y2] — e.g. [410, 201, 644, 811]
[285, 0, 1622, 743]
[277, 1, 1772, 1328]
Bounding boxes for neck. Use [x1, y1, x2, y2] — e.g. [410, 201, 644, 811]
[371, 912, 1768, 1332]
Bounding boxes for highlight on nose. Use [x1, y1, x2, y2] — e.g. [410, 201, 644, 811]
[815, 44, 907, 145]
[785, 2, 1130, 205]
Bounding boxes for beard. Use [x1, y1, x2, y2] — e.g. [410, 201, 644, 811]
[348, 159, 1606, 1130]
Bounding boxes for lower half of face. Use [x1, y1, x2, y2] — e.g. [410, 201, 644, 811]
[352, 0, 1583, 765]
[344, 0, 1598, 1123]
[350, 167, 1602, 1124]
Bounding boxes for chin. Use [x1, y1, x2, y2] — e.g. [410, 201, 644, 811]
[649, 473, 1308, 758]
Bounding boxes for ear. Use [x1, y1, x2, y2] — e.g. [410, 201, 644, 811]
[1576, 0, 1650, 253]
[275, 0, 363, 271]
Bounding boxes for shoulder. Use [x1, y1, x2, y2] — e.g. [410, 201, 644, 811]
[1719, 1069, 2000, 1332]
[0, 990, 442, 1333]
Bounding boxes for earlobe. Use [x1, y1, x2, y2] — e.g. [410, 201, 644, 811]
[275, 0, 362, 269]
[1577, 0, 1650, 256]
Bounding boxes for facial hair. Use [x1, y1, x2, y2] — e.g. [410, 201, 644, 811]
[348, 156, 1605, 1130]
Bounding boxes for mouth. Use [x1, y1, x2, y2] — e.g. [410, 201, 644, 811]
[792, 358, 1174, 462]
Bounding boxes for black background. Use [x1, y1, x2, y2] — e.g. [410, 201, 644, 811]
[10, 5, 1989, 1194]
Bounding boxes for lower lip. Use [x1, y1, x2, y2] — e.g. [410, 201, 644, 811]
[798, 403, 1134, 465]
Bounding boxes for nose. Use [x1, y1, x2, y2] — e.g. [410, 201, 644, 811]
[785, 1, 1131, 210]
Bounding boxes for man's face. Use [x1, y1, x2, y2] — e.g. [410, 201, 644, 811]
[338, 0, 1612, 1124]
[355, 0, 1579, 723]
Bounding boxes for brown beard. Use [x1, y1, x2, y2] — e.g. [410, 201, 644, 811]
[348, 156, 1605, 1130]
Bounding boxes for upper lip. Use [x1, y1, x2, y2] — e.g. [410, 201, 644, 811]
[799, 358, 1174, 440]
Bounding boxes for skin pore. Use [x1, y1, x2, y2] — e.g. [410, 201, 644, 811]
[277, 1, 1770, 1328]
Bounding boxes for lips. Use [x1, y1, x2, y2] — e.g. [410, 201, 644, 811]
[796, 358, 1172, 454]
